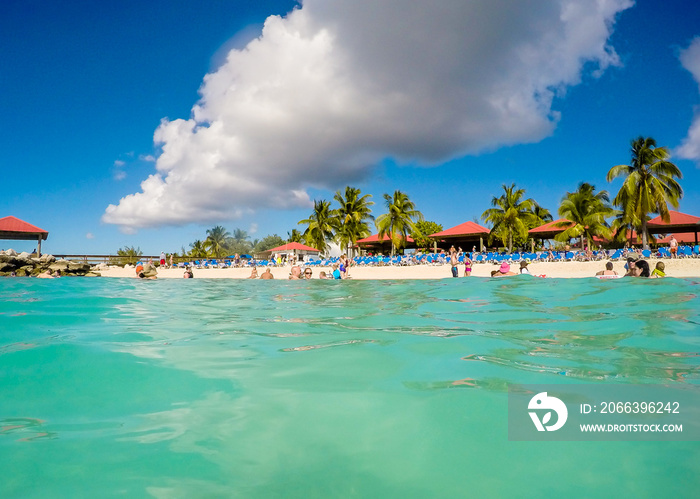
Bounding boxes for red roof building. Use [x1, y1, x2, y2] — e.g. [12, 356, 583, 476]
[429, 221, 490, 238]
[427, 221, 490, 252]
[0, 216, 49, 255]
[356, 233, 415, 252]
[647, 210, 699, 245]
[647, 210, 700, 227]
[655, 233, 699, 244]
[528, 219, 573, 239]
[356, 233, 414, 244]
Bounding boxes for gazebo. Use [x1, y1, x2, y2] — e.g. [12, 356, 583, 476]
[429, 221, 491, 252]
[257, 242, 320, 261]
[647, 210, 700, 245]
[356, 233, 415, 254]
[0, 216, 49, 256]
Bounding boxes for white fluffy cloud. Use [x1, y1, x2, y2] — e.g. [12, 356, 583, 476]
[677, 37, 700, 163]
[103, 0, 633, 230]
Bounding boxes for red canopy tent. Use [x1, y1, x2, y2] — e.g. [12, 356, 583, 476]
[429, 221, 490, 251]
[267, 242, 320, 253]
[647, 210, 700, 245]
[257, 241, 320, 260]
[0, 216, 49, 256]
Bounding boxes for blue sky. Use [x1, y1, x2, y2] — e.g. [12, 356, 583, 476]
[2, 0, 699, 255]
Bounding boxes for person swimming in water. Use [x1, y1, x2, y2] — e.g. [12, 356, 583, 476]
[633, 260, 651, 277]
[493, 262, 516, 277]
[135, 262, 158, 279]
[596, 261, 618, 276]
[650, 261, 666, 278]
[519, 261, 531, 275]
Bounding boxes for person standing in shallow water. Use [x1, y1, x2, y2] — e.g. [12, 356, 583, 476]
[449, 248, 459, 278]
[464, 252, 473, 276]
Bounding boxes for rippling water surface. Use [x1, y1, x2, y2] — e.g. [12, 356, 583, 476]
[2, 276, 699, 497]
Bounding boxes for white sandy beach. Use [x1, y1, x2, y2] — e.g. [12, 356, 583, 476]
[97, 258, 700, 279]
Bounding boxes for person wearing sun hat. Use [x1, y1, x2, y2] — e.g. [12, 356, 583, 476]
[494, 261, 517, 277]
[519, 260, 531, 275]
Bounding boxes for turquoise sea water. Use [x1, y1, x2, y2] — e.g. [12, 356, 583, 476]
[1, 276, 699, 498]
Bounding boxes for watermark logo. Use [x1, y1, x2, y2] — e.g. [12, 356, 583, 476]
[528, 392, 568, 431]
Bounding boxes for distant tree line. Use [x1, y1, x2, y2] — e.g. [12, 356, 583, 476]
[481, 136, 682, 252]
[114, 136, 683, 259]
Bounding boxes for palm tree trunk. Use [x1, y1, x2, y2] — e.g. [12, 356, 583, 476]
[508, 232, 512, 254]
[641, 218, 649, 250]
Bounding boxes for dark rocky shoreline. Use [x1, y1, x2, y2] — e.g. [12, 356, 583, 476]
[0, 250, 101, 277]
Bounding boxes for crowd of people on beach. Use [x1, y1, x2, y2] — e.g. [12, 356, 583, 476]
[132, 254, 359, 280]
[132, 249, 670, 280]
[240, 254, 353, 280]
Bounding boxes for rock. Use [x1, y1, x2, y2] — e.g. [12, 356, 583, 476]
[18, 251, 31, 259]
[40, 254, 56, 263]
[67, 262, 90, 272]
[17, 266, 33, 276]
[4, 249, 17, 256]
[84, 272, 101, 277]
[0, 262, 13, 272]
[49, 261, 70, 272]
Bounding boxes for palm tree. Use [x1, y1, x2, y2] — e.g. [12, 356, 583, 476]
[298, 200, 338, 255]
[189, 240, 209, 258]
[531, 203, 553, 226]
[607, 137, 683, 249]
[205, 225, 231, 258]
[375, 190, 423, 255]
[230, 228, 249, 246]
[334, 186, 374, 257]
[287, 229, 303, 243]
[115, 245, 142, 266]
[609, 187, 643, 245]
[481, 183, 537, 253]
[555, 183, 613, 249]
